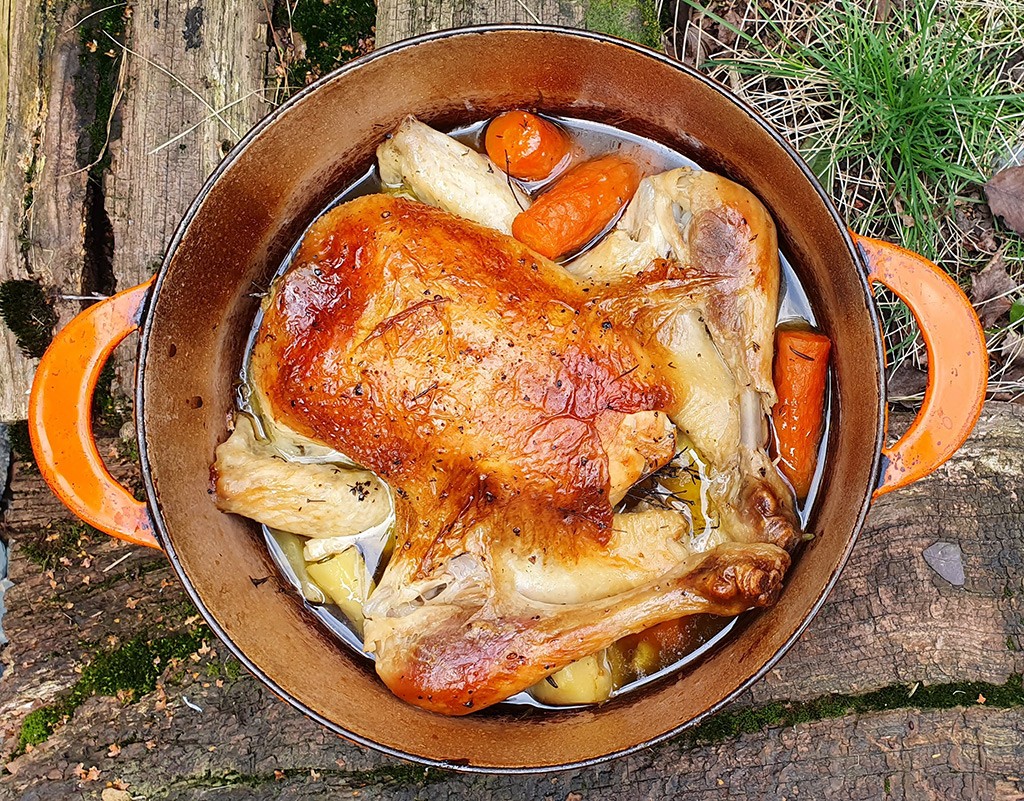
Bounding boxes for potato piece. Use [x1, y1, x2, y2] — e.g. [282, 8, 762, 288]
[306, 549, 374, 634]
[271, 530, 327, 604]
[529, 651, 614, 705]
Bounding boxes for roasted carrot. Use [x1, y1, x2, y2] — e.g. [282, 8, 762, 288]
[772, 327, 831, 500]
[512, 154, 641, 260]
[485, 110, 571, 181]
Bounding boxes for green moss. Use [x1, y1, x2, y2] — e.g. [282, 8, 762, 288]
[683, 674, 1024, 746]
[353, 764, 444, 788]
[1008, 637, 1018, 653]
[15, 625, 212, 753]
[584, 0, 662, 48]
[179, 764, 446, 791]
[7, 420, 35, 470]
[223, 659, 242, 680]
[19, 520, 95, 571]
[884, 776, 891, 794]
[277, 0, 375, 89]
[17, 706, 65, 750]
[0, 280, 59, 358]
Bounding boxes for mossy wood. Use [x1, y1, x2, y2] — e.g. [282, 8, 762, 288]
[2, 406, 1023, 796]
[376, 0, 662, 47]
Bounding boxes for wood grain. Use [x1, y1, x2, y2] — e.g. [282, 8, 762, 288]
[0, 0, 92, 421]
[105, 0, 271, 380]
[376, 0, 663, 48]
[377, 0, 581, 47]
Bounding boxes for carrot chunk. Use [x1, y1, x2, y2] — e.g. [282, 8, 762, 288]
[485, 110, 571, 181]
[771, 327, 832, 500]
[512, 154, 641, 260]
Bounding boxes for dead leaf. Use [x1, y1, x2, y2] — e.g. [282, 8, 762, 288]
[971, 255, 1016, 327]
[977, 693, 987, 704]
[125, 597, 140, 610]
[101, 790, 131, 801]
[74, 765, 101, 782]
[985, 166, 1024, 235]
[1001, 329, 1024, 366]
[107, 743, 121, 758]
[887, 362, 928, 400]
[274, 769, 285, 781]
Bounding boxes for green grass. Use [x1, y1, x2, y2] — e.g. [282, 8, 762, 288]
[693, 0, 1024, 256]
[686, 0, 1024, 373]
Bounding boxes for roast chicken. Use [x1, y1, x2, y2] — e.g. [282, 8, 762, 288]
[214, 118, 801, 715]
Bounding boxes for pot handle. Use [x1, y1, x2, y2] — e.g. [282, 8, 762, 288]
[853, 234, 988, 498]
[28, 278, 161, 549]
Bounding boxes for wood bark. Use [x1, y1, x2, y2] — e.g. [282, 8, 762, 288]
[0, 0, 93, 421]
[105, 0, 271, 383]
[2, 405, 1022, 796]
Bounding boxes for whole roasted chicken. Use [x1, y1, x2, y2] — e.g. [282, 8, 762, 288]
[214, 118, 801, 715]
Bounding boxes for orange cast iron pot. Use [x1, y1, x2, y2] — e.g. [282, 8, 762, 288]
[28, 26, 987, 772]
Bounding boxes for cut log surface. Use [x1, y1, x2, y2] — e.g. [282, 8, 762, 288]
[1, 405, 1022, 798]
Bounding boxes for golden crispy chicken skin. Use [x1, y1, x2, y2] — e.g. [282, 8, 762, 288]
[238, 193, 795, 715]
[252, 194, 676, 548]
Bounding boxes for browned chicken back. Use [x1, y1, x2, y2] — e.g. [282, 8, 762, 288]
[245, 193, 794, 715]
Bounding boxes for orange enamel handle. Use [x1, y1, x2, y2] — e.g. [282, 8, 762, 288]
[28, 278, 160, 549]
[854, 235, 988, 497]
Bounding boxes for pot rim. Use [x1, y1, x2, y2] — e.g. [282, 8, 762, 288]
[135, 23, 886, 774]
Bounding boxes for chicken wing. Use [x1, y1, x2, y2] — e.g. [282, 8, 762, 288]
[377, 115, 530, 234]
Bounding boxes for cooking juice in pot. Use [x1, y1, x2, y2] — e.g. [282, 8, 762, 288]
[235, 114, 831, 710]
